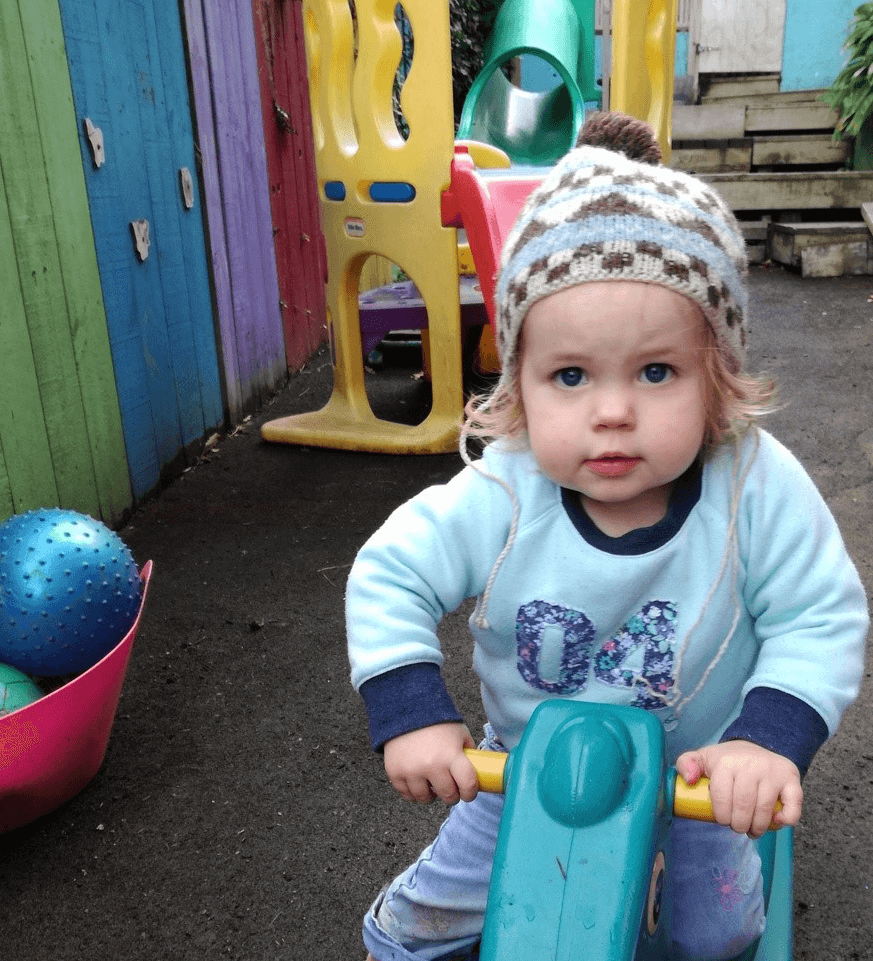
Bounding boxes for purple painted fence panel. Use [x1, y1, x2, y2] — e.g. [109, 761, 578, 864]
[205, 0, 286, 390]
[182, 0, 286, 421]
[182, 0, 241, 415]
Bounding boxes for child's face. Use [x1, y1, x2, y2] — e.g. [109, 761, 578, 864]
[519, 281, 709, 536]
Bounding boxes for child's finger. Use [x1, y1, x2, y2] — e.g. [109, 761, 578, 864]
[450, 752, 480, 803]
[773, 780, 803, 827]
[676, 751, 703, 784]
[734, 774, 773, 835]
[705, 770, 738, 828]
[403, 774, 435, 804]
[428, 768, 462, 806]
[747, 786, 782, 838]
[675, 751, 706, 785]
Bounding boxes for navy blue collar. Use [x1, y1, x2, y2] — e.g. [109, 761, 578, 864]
[561, 460, 703, 555]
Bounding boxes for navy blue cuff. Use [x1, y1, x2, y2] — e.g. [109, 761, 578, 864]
[358, 662, 464, 751]
[720, 687, 829, 777]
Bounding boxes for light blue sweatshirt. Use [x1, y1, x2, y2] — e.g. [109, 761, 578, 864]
[347, 429, 868, 766]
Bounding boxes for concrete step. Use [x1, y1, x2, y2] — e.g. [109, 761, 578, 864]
[674, 103, 746, 140]
[752, 134, 850, 168]
[672, 90, 844, 176]
[740, 220, 769, 266]
[673, 139, 753, 174]
[674, 98, 837, 138]
[746, 101, 839, 134]
[738, 219, 873, 275]
[674, 83, 870, 275]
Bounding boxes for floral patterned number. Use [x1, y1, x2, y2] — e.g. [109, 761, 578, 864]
[592, 601, 677, 708]
[516, 600, 596, 694]
[516, 599, 677, 705]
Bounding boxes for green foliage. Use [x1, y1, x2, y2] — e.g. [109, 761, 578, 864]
[823, 2, 873, 138]
[449, 0, 501, 125]
[393, 5, 413, 139]
[391, 1, 498, 135]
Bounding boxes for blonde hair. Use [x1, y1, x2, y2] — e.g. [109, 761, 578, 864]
[699, 323, 777, 449]
[461, 320, 777, 456]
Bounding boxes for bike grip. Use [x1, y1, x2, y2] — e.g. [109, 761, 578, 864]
[672, 773, 716, 820]
[673, 774, 783, 830]
[464, 748, 507, 793]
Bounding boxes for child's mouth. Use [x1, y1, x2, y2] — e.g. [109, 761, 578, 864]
[586, 455, 641, 477]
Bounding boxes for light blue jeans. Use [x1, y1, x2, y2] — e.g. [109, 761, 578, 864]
[364, 740, 765, 961]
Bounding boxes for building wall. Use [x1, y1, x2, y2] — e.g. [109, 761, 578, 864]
[530, 1, 857, 95]
[782, 0, 857, 91]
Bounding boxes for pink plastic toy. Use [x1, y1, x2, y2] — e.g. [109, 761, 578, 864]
[0, 560, 152, 832]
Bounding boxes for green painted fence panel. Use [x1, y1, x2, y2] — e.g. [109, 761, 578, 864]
[0, 0, 131, 525]
[0, 161, 58, 518]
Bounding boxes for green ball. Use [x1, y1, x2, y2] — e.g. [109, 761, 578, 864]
[0, 661, 42, 716]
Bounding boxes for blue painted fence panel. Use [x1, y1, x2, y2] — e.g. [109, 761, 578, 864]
[58, 0, 223, 499]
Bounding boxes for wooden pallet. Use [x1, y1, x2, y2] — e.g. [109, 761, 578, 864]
[699, 74, 780, 101]
[671, 78, 873, 274]
[672, 85, 847, 176]
[767, 222, 873, 277]
[700, 170, 873, 211]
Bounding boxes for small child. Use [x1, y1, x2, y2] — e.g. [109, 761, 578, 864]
[346, 113, 868, 961]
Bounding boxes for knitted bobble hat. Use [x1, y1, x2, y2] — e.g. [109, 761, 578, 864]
[495, 112, 749, 387]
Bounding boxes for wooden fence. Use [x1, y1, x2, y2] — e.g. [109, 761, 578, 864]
[0, 0, 324, 523]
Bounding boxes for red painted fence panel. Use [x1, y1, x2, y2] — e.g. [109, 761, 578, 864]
[252, 0, 326, 371]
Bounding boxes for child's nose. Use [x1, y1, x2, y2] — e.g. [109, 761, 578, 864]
[592, 387, 634, 430]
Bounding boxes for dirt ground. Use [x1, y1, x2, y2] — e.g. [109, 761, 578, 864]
[0, 265, 871, 960]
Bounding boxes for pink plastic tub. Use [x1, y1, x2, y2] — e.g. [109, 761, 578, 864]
[0, 560, 152, 832]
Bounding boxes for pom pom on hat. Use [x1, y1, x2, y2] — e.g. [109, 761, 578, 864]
[575, 111, 663, 164]
[495, 112, 748, 385]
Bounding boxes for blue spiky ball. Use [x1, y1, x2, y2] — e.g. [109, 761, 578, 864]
[0, 509, 141, 675]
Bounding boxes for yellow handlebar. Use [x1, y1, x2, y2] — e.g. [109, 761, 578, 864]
[672, 772, 783, 829]
[672, 773, 717, 821]
[464, 749, 508, 793]
[463, 749, 782, 829]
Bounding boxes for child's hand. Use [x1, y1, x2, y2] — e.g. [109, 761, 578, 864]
[676, 741, 803, 838]
[383, 723, 479, 806]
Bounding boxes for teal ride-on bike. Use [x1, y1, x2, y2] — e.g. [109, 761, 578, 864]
[462, 701, 793, 961]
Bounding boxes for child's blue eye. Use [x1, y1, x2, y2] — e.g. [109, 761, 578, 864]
[642, 364, 672, 384]
[555, 367, 585, 388]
